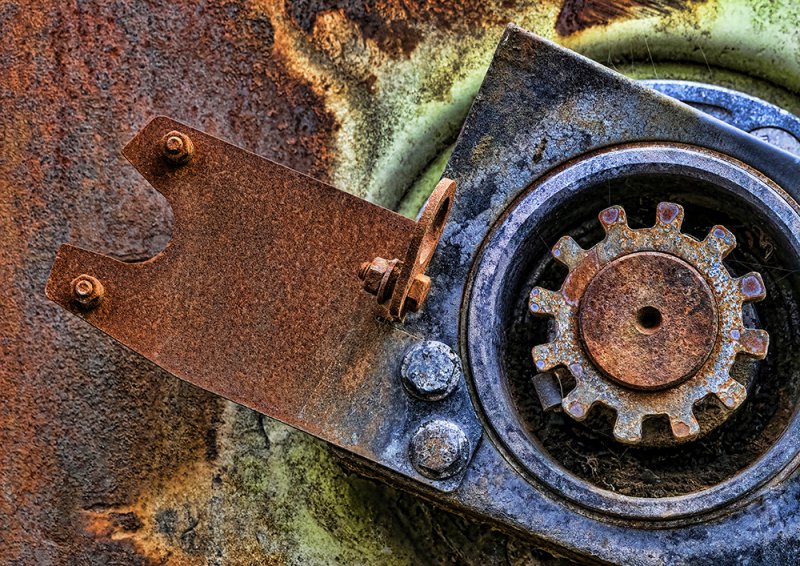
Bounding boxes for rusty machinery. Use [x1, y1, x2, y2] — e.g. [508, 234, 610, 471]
[41, 26, 800, 564]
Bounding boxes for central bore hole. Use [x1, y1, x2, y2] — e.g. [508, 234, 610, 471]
[636, 306, 663, 334]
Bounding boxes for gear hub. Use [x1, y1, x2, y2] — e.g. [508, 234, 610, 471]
[529, 202, 770, 444]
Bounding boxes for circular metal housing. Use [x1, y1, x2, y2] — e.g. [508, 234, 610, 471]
[465, 143, 800, 519]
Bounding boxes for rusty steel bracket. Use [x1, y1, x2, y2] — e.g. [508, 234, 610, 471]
[358, 177, 455, 319]
[45, 117, 477, 491]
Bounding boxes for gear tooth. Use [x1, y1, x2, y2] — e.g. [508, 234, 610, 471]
[532, 343, 560, 372]
[737, 328, 769, 359]
[598, 205, 627, 233]
[528, 286, 562, 316]
[737, 272, 767, 302]
[566, 361, 586, 381]
[612, 411, 643, 444]
[715, 379, 747, 410]
[703, 225, 737, 258]
[655, 202, 684, 230]
[670, 412, 700, 440]
[551, 236, 585, 269]
[562, 388, 590, 421]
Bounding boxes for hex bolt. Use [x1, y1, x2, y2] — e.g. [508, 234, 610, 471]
[71, 274, 104, 308]
[409, 420, 470, 479]
[400, 341, 461, 401]
[161, 130, 194, 165]
[358, 257, 399, 304]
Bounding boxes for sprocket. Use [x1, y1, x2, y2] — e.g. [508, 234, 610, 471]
[529, 202, 770, 444]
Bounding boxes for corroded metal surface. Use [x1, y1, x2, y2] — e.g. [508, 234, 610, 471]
[358, 177, 456, 319]
[530, 203, 769, 443]
[4, 0, 800, 564]
[579, 251, 718, 390]
[457, 27, 800, 544]
[45, 116, 465, 476]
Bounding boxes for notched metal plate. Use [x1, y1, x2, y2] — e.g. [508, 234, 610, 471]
[46, 117, 419, 450]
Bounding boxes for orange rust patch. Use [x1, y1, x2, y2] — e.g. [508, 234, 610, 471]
[556, 0, 704, 36]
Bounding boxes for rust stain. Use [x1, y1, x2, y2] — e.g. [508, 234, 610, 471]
[0, 1, 336, 562]
[283, 0, 513, 57]
[556, 0, 701, 36]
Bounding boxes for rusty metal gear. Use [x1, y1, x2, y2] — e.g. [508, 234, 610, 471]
[529, 202, 770, 444]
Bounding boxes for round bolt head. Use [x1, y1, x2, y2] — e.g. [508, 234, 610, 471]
[161, 130, 194, 165]
[401, 341, 461, 401]
[409, 420, 469, 479]
[70, 274, 104, 308]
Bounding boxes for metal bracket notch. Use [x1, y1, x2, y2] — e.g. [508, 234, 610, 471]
[45, 117, 455, 460]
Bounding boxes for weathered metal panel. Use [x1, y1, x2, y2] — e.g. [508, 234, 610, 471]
[3, 0, 800, 564]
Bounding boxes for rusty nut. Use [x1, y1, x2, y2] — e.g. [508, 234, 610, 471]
[405, 274, 431, 313]
[161, 130, 194, 165]
[358, 257, 399, 304]
[71, 274, 104, 308]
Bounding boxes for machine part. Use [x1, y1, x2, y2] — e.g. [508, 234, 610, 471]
[160, 130, 194, 165]
[70, 274, 104, 309]
[529, 203, 768, 444]
[645, 81, 800, 157]
[400, 341, 461, 401]
[45, 116, 480, 492]
[466, 140, 800, 515]
[44, 26, 800, 563]
[452, 28, 800, 528]
[7, 0, 800, 561]
[531, 370, 565, 412]
[409, 420, 470, 479]
[358, 177, 455, 319]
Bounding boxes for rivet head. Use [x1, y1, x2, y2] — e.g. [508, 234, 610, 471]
[409, 420, 469, 479]
[161, 130, 194, 165]
[400, 341, 461, 401]
[71, 274, 104, 308]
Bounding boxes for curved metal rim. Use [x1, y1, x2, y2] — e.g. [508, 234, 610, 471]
[643, 80, 800, 148]
[464, 143, 800, 521]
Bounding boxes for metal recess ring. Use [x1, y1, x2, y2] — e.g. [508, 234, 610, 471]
[465, 143, 800, 520]
[529, 203, 769, 444]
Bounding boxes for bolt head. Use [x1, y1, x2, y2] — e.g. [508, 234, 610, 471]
[409, 420, 469, 479]
[359, 258, 389, 295]
[161, 130, 194, 165]
[400, 341, 460, 401]
[71, 274, 104, 308]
